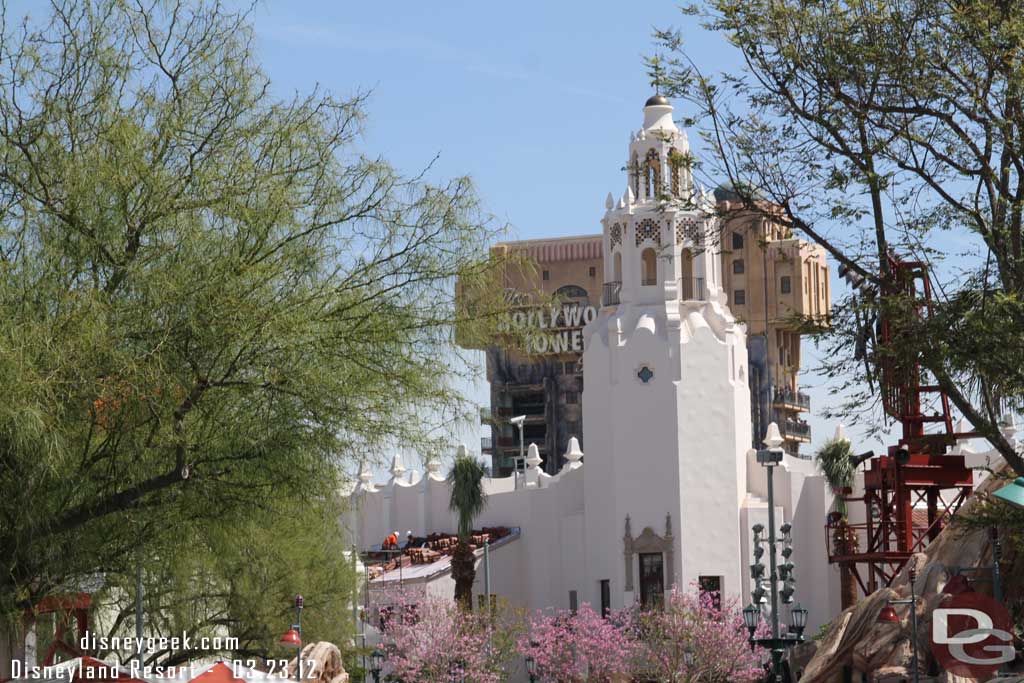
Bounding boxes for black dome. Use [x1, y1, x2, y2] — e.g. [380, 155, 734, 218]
[645, 94, 669, 107]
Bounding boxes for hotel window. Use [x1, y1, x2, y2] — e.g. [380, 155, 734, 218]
[734, 289, 746, 305]
[781, 276, 791, 294]
[565, 391, 579, 404]
[733, 259, 745, 274]
[543, 270, 550, 281]
[732, 232, 744, 250]
[569, 590, 579, 614]
[698, 576, 722, 610]
[600, 580, 611, 618]
[589, 266, 597, 277]
[639, 553, 665, 609]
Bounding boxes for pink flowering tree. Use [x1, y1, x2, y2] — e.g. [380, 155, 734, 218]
[372, 585, 521, 683]
[517, 604, 637, 683]
[633, 587, 765, 683]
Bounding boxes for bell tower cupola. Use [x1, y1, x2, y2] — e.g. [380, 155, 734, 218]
[600, 95, 721, 309]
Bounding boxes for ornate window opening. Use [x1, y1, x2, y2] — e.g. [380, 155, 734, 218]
[639, 553, 665, 609]
[641, 248, 658, 286]
[623, 514, 675, 602]
[637, 365, 654, 384]
[668, 148, 685, 197]
[610, 222, 623, 249]
[635, 218, 661, 246]
[645, 149, 661, 199]
[676, 218, 704, 247]
[613, 252, 622, 282]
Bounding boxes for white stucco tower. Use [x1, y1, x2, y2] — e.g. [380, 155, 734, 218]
[581, 94, 752, 609]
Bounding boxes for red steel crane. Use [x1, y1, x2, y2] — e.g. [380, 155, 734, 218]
[825, 253, 975, 594]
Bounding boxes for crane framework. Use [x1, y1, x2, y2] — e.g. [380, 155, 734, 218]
[825, 255, 975, 594]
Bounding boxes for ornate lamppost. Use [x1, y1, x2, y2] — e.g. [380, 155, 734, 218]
[878, 566, 920, 683]
[279, 594, 304, 681]
[743, 423, 807, 682]
[524, 654, 538, 683]
[369, 649, 384, 683]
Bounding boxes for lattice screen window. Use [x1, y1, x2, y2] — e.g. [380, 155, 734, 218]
[675, 218, 699, 244]
[635, 218, 661, 246]
[610, 223, 623, 249]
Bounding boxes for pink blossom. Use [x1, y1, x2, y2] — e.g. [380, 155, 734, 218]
[371, 585, 518, 683]
[518, 604, 636, 683]
[632, 587, 766, 683]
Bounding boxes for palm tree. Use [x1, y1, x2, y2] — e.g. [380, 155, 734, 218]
[449, 453, 487, 609]
[815, 437, 860, 609]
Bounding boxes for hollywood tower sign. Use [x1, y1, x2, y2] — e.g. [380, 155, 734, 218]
[499, 303, 599, 355]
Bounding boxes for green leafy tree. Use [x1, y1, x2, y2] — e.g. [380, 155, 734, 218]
[448, 453, 487, 609]
[652, 0, 1024, 476]
[90, 496, 356, 666]
[0, 0, 510, 626]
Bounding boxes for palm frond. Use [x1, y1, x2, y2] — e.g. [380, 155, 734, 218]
[448, 455, 487, 540]
[815, 437, 855, 516]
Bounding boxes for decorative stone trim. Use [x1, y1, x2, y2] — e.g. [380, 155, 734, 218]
[610, 223, 623, 249]
[675, 218, 699, 244]
[634, 362, 655, 385]
[623, 513, 675, 591]
[635, 218, 661, 247]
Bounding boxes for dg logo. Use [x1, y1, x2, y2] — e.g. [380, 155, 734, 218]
[931, 592, 1016, 679]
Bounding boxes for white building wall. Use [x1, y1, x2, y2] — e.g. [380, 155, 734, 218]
[350, 94, 840, 633]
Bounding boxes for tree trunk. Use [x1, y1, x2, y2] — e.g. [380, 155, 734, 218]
[834, 521, 860, 609]
[450, 540, 476, 609]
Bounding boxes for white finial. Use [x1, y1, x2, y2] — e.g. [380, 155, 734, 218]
[389, 454, 406, 477]
[605, 192, 614, 210]
[627, 186, 635, 204]
[564, 437, 583, 468]
[358, 461, 373, 485]
[640, 129, 647, 141]
[525, 443, 542, 469]
[617, 196, 626, 209]
[833, 423, 849, 443]
[425, 457, 441, 475]
[456, 443, 469, 459]
[763, 422, 784, 450]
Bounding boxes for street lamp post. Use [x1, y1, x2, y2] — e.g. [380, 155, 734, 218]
[369, 649, 384, 683]
[524, 654, 537, 683]
[511, 415, 526, 489]
[949, 527, 1005, 602]
[279, 594, 304, 682]
[878, 566, 919, 683]
[448, 659, 466, 683]
[745, 422, 806, 683]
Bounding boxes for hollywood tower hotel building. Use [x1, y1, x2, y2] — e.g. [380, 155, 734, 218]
[355, 95, 839, 626]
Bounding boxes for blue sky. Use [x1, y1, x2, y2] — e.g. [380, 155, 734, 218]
[246, 1, 894, 465]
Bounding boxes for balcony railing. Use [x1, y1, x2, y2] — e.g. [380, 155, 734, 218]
[678, 277, 706, 301]
[780, 418, 812, 441]
[774, 387, 811, 411]
[602, 281, 622, 306]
